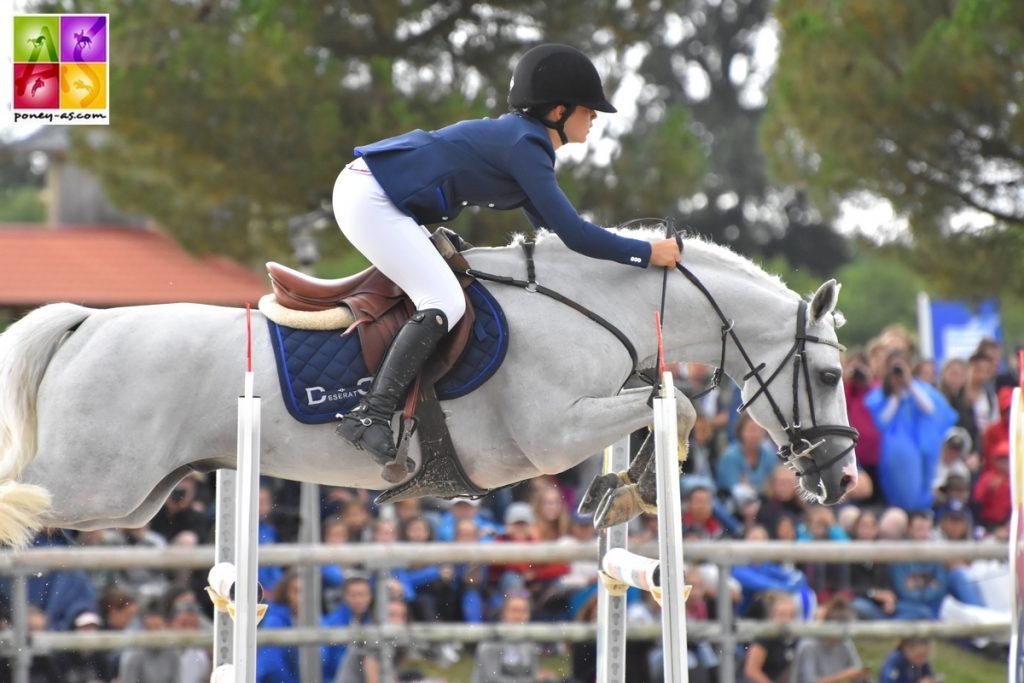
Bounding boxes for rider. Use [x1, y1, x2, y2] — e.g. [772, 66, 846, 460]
[333, 43, 681, 469]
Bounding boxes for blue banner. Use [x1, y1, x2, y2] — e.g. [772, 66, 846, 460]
[925, 296, 1002, 366]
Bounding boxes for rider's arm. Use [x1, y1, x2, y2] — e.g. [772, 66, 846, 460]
[510, 137, 652, 268]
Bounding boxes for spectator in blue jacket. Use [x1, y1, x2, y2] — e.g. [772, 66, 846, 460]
[435, 497, 502, 542]
[888, 512, 950, 619]
[321, 516, 349, 613]
[715, 413, 778, 495]
[866, 350, 957, 511]
[321, 576, 374, 681]
[877, 637, 939, 683]
[257, 484, 284, 595]
[333, 43, 682, 472]
[0, 531, 97, 633]
[731, 525, 816, 621]
[255, 570, 301, 683]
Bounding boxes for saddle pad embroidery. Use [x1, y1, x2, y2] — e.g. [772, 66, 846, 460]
[268, 281, 508, 424]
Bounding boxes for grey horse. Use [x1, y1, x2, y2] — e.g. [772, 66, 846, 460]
[0, 230, 857, 546]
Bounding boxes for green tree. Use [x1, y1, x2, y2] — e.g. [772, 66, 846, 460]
[0, 187, 46, 223]
[833, 245, 923, 348]
[613, 0, 850, 276]
[0, 144, 46, 223]
[765, 0, 1024, 297]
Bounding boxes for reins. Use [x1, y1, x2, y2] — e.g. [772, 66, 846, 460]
[466, 243, 643, 385]
[463, 227, 858, 480]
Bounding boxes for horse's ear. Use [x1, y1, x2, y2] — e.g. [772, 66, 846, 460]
[809, 279, 841, 324]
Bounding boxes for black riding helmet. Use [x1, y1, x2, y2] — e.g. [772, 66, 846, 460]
[508, 44, 616, 144]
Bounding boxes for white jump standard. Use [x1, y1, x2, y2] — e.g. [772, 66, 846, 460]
[596, 368, 691, 682]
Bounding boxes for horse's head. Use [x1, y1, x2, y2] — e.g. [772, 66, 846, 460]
[737, 279, 858, 505]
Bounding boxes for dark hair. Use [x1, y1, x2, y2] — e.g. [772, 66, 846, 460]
[822, 594, 855, 622]
[852, 509, 878, 538]
[98, 586, 136, 620]
[343, 575, 372, 592]
[511, 102, 561, 120]
[968, 349, 992, 365]
[908, 509, 933, 525]
[141, 599, 166, 620]
[270, 569, 299, 606]
[399, 515, 434, 542]
[975, 337, 1000, 355]
[898, 636, 930, 650]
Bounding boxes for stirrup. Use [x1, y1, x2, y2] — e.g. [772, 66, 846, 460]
[335, 410, 414, 483]
[383, 417, 418, 483]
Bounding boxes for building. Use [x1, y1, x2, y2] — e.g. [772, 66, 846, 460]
[0, 127, 267, 319]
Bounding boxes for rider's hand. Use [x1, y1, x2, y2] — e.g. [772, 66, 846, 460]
[649, 238, 681, 267]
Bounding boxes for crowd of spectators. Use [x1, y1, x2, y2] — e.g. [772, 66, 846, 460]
[0, 328, 1014, 683]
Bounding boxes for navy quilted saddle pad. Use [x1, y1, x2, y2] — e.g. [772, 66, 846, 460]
[268, 281, 508, 424]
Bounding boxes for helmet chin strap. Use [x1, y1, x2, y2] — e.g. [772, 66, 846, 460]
[539, 104, 575, 145]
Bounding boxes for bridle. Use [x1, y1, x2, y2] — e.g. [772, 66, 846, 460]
[465, 229, 859, 481]
[690, 283, 860, 481]
[664, 253, 857, 481]
[647, 222, 858, 481]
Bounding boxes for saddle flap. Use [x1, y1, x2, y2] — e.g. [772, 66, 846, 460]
[266, 262, 405, 312]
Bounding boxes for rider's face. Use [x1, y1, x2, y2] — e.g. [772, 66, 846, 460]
[563, 105, 596, 144]
[548, 105, 597, 146]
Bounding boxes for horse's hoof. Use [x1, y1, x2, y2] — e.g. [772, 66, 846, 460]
[381, 460, 409, 484]
[578, 472, 622, 516]
[594, 484, 643, 529]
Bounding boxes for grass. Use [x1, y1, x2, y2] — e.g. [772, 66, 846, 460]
[397, 639, 1007, 682]
[858, 638, 1007, 683]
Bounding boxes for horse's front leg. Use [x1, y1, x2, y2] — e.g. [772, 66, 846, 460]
[575, 390, 697, 527]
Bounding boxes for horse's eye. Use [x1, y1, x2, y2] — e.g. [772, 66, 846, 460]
[819, 369, 841, 386]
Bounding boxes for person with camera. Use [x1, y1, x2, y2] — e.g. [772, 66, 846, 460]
[865, 350, 957, 511]
[149, 475, 211, 545]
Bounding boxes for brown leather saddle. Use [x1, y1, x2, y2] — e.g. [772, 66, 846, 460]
[266, 228, 490, 502]
[266, 230, 475, 380]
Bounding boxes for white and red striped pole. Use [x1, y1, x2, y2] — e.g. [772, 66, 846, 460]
[234, 305, 261, 680]
[212, 306, 262, 682]
[652, 311, 689, 682]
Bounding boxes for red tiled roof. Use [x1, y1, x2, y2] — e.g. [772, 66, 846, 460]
[0, 225, 269, 307]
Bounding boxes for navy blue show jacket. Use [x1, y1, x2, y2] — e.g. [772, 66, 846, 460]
[354, 113, 651, 268]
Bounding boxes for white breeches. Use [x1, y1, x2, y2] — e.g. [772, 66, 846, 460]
[332, 158, 465, 331]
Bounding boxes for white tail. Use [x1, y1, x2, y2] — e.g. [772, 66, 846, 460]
[0, 303, 93, 546]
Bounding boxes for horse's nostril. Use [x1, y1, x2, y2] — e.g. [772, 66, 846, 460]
[840, 474, 854, 491]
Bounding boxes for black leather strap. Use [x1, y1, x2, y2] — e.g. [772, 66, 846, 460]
[522, 240, 537, 292]
[467, 267, 642, 385]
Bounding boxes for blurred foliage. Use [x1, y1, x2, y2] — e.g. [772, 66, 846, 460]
[765, 0, 1024, 297]
[762, 246, 921, 348]
[0, 153, 46, 222]
[833, 245, 923, 349]
[0, 187, 46, 223]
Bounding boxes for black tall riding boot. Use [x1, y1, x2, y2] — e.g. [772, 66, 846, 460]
[336, 308, 448, 467]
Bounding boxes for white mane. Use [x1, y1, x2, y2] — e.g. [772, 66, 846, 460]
[510, 226, 798, 301]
